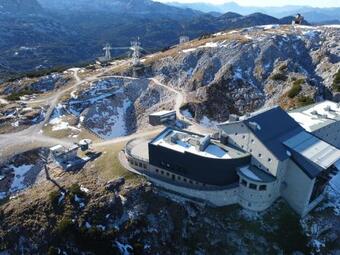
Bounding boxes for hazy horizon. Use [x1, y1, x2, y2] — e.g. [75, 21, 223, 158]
[156, 0, 340, 8]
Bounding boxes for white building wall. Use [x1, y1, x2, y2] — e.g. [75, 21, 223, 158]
[281, 159, 315, 216]
[237, 176, 278, 211]
[150, 177, 239, 206]
[220, 122, 280, 177]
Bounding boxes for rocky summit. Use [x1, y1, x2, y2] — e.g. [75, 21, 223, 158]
[144, 25, 340, 122]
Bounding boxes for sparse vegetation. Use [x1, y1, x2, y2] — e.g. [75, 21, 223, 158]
[56, 216, 75, 235]
[333, 69, 340, 92]
[49, 190, 61, 208]
[6, 88, 35, 101]
[271, 72, 287, 81]
[297, 96, 315, 107]
[287, 79, 304, 98]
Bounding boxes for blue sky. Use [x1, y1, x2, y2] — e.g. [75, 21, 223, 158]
[157, 0, 340, 8]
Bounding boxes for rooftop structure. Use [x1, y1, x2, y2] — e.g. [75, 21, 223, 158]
[50, 144, 91, 171]
[151, 129, 231, 159]
[149, 110, 176, 126]
[289, 100, 340, 132]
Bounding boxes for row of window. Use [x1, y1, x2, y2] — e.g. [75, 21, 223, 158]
[128, 158, 147, 169]
[155, 168, 204, 186]
[241, 179, 267, 191]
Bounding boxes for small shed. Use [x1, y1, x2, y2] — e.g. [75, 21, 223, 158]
[149, 110, 176, 126]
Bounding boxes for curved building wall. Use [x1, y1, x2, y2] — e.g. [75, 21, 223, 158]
[237, 173, 278, 211]
[148, 143, 251, 186]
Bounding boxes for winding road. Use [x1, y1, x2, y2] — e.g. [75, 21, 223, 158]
[0, 64, 209, 162]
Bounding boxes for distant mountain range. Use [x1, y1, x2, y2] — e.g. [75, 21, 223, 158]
[0, 0, 311, 81]
[169, 1, 340, 24]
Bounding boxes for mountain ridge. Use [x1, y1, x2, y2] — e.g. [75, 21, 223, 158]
[169, 1, 340, 24]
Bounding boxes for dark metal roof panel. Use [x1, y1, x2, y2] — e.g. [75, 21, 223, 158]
[244, 106, 305, 160]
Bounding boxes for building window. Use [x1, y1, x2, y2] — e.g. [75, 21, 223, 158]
[241, 179, 247, 186]
[249, 183, 257, 190]
[235, 132, 238, 136]
[242, 135, 246, 139]
[268, 158, 272, 162]
[251, 139, 255, 143]
[184, 178, 187, 182]
[258, 153, 262, 158]
[259, 185, 267, 191]
[161, 171, 164, 175]
[166, 172, 170, 176]
[248, 202, 252, 207]
[249, 149, 252, 152]
[155, 169, 159, 173]
[177, 176, 181, 180]
[189, 180, 193, 184]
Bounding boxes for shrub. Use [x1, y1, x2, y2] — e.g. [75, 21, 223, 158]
[49, 190, 60, 207]
[6, 88, 35, 101]
[69, 183, 84, 197]
[56, 216, 75, 235]
[47, 246, 59, 255]
[287, 79, 304, 98]
[297, 96, 315, 107]
[271, 72, 287, 81]
[333, 69, 340, 92]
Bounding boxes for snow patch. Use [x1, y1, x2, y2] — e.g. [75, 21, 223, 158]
[9, 164, 34, 192]
[182, 48, 197, 53]
[89, 99, 131, 139]
[115, 241, 133, 255]
[200, 116, 218, 128]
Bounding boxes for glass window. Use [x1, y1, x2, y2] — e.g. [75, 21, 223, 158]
[249, 183, 257, 190]
[259, 185, 267, 191]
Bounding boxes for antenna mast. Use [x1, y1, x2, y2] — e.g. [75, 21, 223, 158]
[130, 38, 142, 66]
[103, 43, 113, 61]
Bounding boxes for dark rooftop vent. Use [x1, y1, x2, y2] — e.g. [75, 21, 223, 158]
[311, 110, 319, 116]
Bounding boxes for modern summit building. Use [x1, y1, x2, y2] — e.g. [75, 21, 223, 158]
[123, 102, 340, 216]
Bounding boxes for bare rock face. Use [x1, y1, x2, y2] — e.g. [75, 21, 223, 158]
[148, 25, 340, 122]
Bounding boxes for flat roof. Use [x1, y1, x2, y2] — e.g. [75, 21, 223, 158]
[151, 129, 232, 159]
[289, 101, 340, 132]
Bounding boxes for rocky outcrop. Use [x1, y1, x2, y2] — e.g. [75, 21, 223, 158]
[147, 25, 340, 122]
